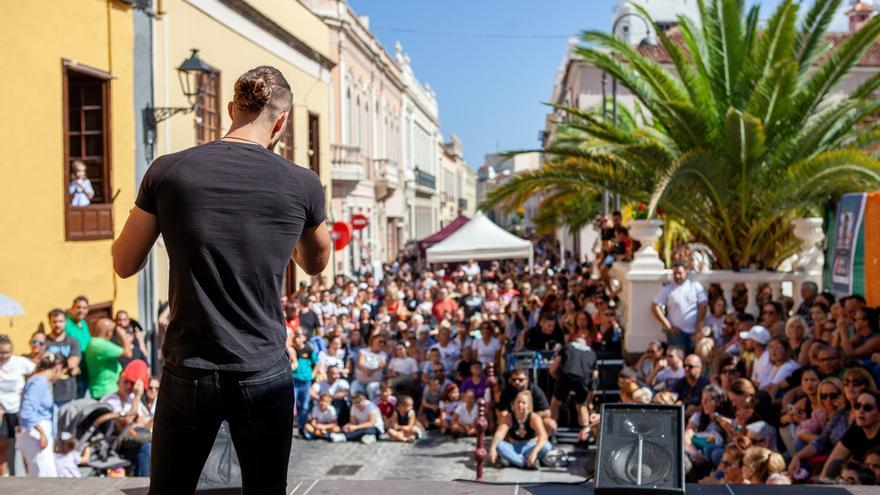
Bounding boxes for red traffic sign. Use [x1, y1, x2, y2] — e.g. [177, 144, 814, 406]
[351, 214, 369, 230]
[331, 222, 353, 251]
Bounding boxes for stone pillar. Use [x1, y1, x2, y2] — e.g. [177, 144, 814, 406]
[792, 218, 826, 292]
[613, 219, 669, 355]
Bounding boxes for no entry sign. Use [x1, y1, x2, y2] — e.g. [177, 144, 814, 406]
[351, 214, 369, 230]
[331, 222, 353, 250]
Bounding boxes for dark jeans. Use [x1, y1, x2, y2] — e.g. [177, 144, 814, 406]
[149, 355, 294, 495]
[293, 379, 311, 429]
[121, 442, 151, 477]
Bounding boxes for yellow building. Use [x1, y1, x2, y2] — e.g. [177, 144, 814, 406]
[0, 1, 139, 349]
[151, 0, 335, 302]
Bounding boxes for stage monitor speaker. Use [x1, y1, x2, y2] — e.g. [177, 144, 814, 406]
[594, 403, 685, 495]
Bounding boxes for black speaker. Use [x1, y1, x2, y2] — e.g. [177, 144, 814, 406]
[594, 403, 685, 495]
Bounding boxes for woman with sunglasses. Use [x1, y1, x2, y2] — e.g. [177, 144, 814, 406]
[0, 334, 37, 476]
[788, 377, 849, 478]
[820, 390, 880, 479]
[843, 368, 877, 419]
[25, 330, 47, 365]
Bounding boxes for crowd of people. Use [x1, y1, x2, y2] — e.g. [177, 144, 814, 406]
[0, 297, 156, 478]
[3, 213, 880, 485]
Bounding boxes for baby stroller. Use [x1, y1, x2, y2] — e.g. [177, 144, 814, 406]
[57, 398, 131, 476]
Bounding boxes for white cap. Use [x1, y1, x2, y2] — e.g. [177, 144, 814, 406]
[739, 325, 770, 345]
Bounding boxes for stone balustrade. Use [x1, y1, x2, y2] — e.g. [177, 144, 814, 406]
[330, 143, 366, 182]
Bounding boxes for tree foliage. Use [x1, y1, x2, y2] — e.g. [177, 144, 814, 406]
[482, 0, 880, 269]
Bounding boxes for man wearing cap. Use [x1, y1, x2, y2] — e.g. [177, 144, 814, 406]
[740, 325, 771, 385]
[100, 359, 152, 476]
[651, 261, 708, 353]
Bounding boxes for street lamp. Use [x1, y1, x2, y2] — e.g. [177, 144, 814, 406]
[143, 49, 213, 140]
[602, 12, 656, 213]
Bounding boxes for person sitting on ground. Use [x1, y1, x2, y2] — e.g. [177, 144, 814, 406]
[303, 393, 339, 440]
[671, 354, 709, 417]
[451, 390, 480, 437]
[438, 383, 462, 433]
[495, 368, 556, 436]
[460, 361, 488, 401]
[310, 365, 350, 424]
[85, 318, 134, 400]
[419, 376, 443, 430]
[386, 395, 423, 443]
[374, 382, 397, 424]
[686, 384, 726, 475]
[331, 392, 383, 444]
[488, 390, 552, 470]
[760, 336, 799, 399]
[353, 334, 387, 400]
[647, 346, 685, 392]
[387, 343, 419, 395]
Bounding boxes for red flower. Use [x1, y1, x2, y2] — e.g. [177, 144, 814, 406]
[657, 207, 664, 216]
[637, 203, 646, 211]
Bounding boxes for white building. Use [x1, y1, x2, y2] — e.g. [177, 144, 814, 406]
[396, 42, 442, 241]
[438, 135, 476, 227]
[477, 152, 542, 233]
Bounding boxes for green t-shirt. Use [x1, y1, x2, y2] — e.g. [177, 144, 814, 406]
[66, 315, 92, 352]
[84, 337, 123, 399]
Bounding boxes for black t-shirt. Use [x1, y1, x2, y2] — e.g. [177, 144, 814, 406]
[841, 423, 880, 461]
[299, 311, 319, 333]
[523, 326, 565, 351]
[461, 294, 484, 318]
[559, 342, 597, 381]
[498, 382, 550, 413]
[136, 141, 325, 371]
[45, 333, 81, 403]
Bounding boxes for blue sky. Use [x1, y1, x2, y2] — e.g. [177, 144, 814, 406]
[348, 0, 852, 168]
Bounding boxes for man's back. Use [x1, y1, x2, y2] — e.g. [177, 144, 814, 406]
[136, 141, 324, 371]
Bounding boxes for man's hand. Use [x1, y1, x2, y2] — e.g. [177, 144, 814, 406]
[133, 379, 145, 398]
[39, 432, 48, 450]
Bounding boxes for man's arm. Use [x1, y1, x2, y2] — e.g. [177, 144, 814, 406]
[293, 222, 331, 276]
[112, 206, 159, 278]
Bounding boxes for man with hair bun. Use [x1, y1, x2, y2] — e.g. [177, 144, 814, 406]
[112, 65, 330, 494]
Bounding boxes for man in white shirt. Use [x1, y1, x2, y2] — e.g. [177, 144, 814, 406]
[651, 261, 708, 352]
[462, 259, 481, 278]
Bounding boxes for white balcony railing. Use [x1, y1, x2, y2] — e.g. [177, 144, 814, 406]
[330, 144, 365, 182]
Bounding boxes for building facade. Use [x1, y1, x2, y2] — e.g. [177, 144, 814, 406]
[477, 152, 542, 233]
[301, 0, 406, 275]
[0, 0, 140, 348]
[438, 135, 472, 227]
[149, 0, 334, 301]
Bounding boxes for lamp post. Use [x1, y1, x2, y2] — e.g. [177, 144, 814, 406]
[143, 49, 214, 151]
[601, 12, 656, 213]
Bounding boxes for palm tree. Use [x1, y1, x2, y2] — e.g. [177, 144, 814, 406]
[482, 0, 880, 269]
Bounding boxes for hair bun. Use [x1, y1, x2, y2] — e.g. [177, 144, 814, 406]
[234, 73, 273, 112]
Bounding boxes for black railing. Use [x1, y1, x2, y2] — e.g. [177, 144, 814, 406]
[415, 168, 436, 189]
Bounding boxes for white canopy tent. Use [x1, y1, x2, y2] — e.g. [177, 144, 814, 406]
[426, 211, 534, 270]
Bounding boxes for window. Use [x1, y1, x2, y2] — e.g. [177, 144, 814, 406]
[279, 109, 294, 162]
[308, 112, 320, 176]
[63, 61, 113, 241]
[195, 71, 221, 144]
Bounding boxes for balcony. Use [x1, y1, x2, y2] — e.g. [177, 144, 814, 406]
[414, 168, 436, 190]
[330, 144, 366, 182]
[373, 158, 400, 200]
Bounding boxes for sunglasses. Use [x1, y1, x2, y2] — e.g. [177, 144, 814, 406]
[721, 368, 738, 375]
[819, 392, 841, 401]
[844, 379, 866, 387]
[683, 364, 700, 370]
[854, 401, 876, 413]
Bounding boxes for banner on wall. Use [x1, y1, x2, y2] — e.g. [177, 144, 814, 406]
[831, 193, 866, 295]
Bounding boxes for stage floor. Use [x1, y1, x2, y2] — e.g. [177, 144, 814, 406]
[0, 478, 878, 495]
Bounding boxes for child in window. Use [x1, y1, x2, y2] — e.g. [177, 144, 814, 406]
[303, 393, 340, 440]
[387, 395, 423, 442]
[451, 390, 480, 437]
[69, 160, 95, 206]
